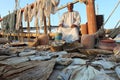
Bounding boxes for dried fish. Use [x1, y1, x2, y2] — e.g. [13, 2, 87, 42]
[115, 66, 120, 79]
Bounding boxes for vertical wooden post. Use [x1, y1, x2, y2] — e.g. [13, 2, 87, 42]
[20, 21, 24, 42]
[27, 18, 30, 41]
[36, 17, 39, 38]
[26, 4, 30, 41]
[86, 0, 97, 34]
[48, 16, 51, 33]
[43, 8, 47, 34]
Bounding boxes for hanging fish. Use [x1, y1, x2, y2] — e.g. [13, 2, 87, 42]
[51, 0, 60, 6]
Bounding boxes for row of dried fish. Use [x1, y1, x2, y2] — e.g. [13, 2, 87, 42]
[0, 46, 120, 80]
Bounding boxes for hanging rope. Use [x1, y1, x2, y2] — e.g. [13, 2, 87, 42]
[113, 19, 120, 29]
[103, 0, 120, 27]
[108, 20, 120, 38]
[109, 26, 120, 38]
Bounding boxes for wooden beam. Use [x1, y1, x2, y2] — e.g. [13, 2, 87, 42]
[57, 0, 79, 11]
[0, 0, 79, 22]
[0, 32, 56, 38]
[86, 0, 97, 34]
[27, 20, 30, 41]
[36, 17, 39, 38]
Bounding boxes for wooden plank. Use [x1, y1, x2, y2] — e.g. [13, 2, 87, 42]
[57, 0, 79, 11]
[0, 32, 55, 39]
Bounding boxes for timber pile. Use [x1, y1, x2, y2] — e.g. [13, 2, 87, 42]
[0, 42, 120, 80]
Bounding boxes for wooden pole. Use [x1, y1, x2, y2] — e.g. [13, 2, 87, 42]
[20, 21, 24, 42]
[36, 17, 39, 38]
[27, 18, 30, 41]
[57, 0, 79, 11]
[86, 0, 97, 34]
[25, 4, 30, 41]
[0, 1, 79, 22]
[43, 8, 47, 34]
[27, 20, 30, 41]
[48, 16, 51, 33]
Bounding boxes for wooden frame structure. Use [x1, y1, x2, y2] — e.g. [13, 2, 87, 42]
[0, 0, 97, 40]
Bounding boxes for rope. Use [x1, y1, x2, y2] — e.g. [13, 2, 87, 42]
[113, 19, 120, 29]
[110, 25, 120, 38]
[109, 20, 120, 38]
[103, 0, 120, 27]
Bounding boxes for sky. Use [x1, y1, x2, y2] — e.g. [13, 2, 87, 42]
[0, 0, 120, 29]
